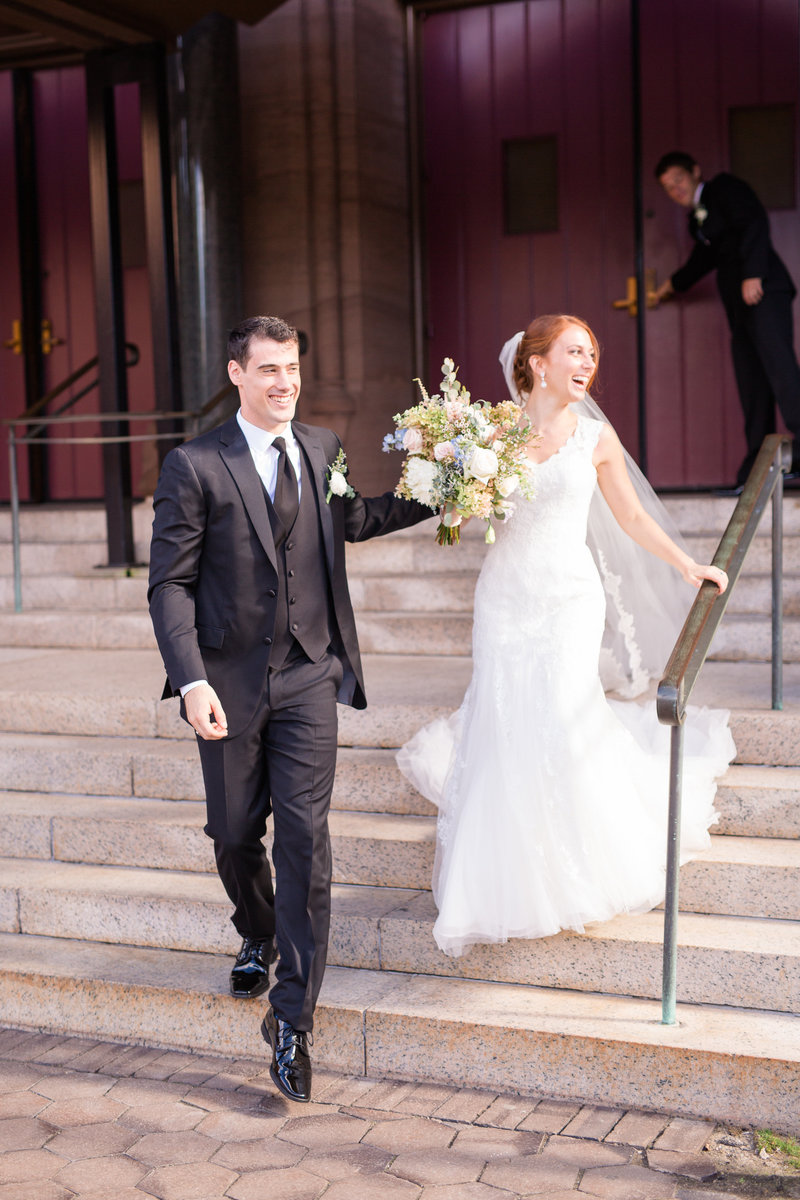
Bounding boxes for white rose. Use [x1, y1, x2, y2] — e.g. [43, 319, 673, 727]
[404, 457, 437, 505]
[466, 445, 499, 484]
[495, 475, 519, 498]
[328, 470, 348, 497]
[403, 427, 424, 454]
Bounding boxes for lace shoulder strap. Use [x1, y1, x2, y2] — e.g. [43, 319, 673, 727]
[574, 413, 604, 453]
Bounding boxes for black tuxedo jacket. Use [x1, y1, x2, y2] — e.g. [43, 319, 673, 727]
[148, 415, 430, 733]
[670, 172, 796, 314]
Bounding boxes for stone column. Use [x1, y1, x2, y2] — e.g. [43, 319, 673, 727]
[238, 0, 415, 492]
[170, 13, 243, 426]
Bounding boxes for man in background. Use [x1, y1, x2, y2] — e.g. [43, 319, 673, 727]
[655, 150, 800, 490]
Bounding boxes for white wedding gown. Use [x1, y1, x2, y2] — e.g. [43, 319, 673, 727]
[397, 416, 736, 957]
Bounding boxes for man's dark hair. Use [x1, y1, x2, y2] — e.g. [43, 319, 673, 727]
[654, 151, 698, 179]
[227, 315, 298, 367]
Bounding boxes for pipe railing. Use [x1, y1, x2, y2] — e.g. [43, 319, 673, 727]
[4, 410, 194, 613]
[657, 433, 792, 1024]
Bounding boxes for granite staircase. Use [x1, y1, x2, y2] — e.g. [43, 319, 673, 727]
[0, 497, 798, 1134]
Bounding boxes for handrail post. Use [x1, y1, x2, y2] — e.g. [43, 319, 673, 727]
[661, 721, 684, 1025]
[9, 428, 22, 613]
[772, 452, 783, 711]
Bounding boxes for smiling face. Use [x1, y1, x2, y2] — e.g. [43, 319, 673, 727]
[228, 337, 301, 433]
[531, 324, 597, 400]
[659, 163, 702, 207]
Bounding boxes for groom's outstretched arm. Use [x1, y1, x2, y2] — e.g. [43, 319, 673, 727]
[343, 488, 433, 542]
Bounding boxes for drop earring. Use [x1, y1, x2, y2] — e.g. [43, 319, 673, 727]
[539, 372, 547, 389]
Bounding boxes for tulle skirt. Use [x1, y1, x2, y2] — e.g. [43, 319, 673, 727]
[397, 662, 735, 958]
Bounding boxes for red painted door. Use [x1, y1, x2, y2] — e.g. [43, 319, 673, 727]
[420, 0, 800, 487]
[0, 73, 28, 503]
[0, 69, 155, 503]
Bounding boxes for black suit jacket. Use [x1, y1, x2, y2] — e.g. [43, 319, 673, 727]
[670, 172, 796, 314]
[148, 415, 430, 733]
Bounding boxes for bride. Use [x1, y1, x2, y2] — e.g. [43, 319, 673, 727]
[397, 314, 736, 958]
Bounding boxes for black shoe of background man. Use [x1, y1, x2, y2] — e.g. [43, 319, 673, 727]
[261, 1007, 312, 1103]
[229, 937, 277, 998]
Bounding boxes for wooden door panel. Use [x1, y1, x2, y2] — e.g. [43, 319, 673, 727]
[422, 0, 636, 440]
[34, 66, 102, 500]
[422, 0, 800, 487]
[0, 72, 27, 502]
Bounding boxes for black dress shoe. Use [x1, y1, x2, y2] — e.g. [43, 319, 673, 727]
[229, 936, 277, 998]
[261, 1007, 312, 1102]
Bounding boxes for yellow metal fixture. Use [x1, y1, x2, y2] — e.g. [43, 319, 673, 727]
[612, 269, 658, 316]
[41, 318, 66, 355]
[3, 319, 22, 354]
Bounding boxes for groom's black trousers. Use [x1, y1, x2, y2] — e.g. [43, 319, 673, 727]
[197, 648, 343, 1033]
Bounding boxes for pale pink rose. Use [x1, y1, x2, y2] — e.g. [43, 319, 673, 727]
[445, 399, 465, 422]
[433, 441, 455, 461]
[403, 426, 424, 453]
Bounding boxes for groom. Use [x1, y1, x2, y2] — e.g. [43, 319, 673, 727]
[148, 315, 430, 1102]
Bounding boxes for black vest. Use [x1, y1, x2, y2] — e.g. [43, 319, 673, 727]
[265, 444, 334, 670]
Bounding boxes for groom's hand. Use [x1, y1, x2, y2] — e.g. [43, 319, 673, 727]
[185, 683, 228, 740]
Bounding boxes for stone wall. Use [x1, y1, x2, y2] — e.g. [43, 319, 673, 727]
[238, 0, 415, 493]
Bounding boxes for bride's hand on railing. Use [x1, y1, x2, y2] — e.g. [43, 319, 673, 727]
[681, 561, 728, 593]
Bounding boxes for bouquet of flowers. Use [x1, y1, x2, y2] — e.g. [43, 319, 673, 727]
[383, 358, 536, 545]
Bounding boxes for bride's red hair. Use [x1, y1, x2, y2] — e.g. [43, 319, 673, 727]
[512, 314, 599, 396]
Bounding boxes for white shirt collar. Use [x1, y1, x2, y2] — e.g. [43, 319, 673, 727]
[236, 410, 295, 455]
[693, 182, 704, 207]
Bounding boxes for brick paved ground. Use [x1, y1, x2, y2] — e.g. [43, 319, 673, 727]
[0, 1026, 793, 1200]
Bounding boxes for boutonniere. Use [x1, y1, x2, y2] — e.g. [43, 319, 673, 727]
[694, 204, 708, 226]
[325, 447, 356, 503]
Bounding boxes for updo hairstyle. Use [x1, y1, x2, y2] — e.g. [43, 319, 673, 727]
[512, 314, 600, 397]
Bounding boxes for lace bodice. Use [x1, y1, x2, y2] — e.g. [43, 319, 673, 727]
[498, 414, 603, 552]
[475, 415, 604, 649]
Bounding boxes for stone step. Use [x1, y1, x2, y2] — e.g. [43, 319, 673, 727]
[1, 850, 798, 1013]
[0, 652, 799, 764]
[0, 737, 426, 810]
[1, 803, 798, 916]
[2, 729, 799, 835]
[0, 610, 156, 649]
[0, 932, 797, 1133]
[0, 573, 148, 612]
[353, 609, 800, 661]
[1, 493, 796, 554]
[348, 568, 800, 616]
[3, 558, 799, 622]
[0, 541, 108, 576]
[0, 501, 153, 554]
[715, 763, 800, 837]
[0, 800, 434, 886]
[373, 898, 800, 1014]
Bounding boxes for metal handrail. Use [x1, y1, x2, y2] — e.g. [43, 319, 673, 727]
[16, 343, 140, 429]
[657, 433, 792, 1025]
[5, 399, 237, 610]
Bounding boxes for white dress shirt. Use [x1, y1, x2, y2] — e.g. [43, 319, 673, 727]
[236, 410, 302, 500]
[180, 411, 302, 698]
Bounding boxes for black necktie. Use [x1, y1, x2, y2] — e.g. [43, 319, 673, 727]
[271, 436, 299, 532]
